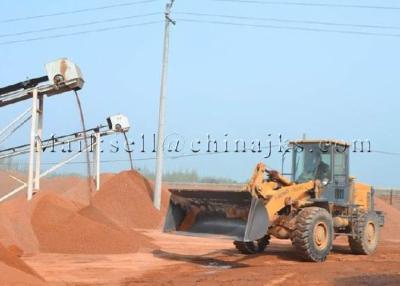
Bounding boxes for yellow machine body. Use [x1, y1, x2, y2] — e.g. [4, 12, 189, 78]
[164, 139, 384, 262]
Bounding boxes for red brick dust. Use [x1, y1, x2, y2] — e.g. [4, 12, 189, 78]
[31, 192, 152, 254]
[78, 205, 156, 250]
[40, 175, 84, 194]
[7, 244, 24, 257]
[0, 170, 168, 285]
[375, 197, 400, 242]
[0, 170, 25, 198]
[89, 170, 169, 230]
[0, 194, 40, 254]
[0, 262, 50, 286]
[58, 179, 93, 207]
[40, 173, 115, 208]
[0, 240, 41, 278]
[0, 170, 162, 257]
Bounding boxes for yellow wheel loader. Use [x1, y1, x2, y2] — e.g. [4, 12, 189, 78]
[164, 140, 384, 262]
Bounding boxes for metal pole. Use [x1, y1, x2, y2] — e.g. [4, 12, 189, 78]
[154, 0, 175, 210]
[27, 88, 38, 200]
[390, 189, 393, 205]
[123, 131, 134, 170]
[34, 95, 44, 190]
[94, 131, 101, 191]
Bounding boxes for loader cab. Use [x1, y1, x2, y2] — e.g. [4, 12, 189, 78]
[290, 140, 350, 203]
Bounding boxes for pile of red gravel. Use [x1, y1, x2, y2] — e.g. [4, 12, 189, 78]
[89, 170, 169, 229]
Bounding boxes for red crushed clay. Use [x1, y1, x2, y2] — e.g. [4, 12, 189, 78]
[0, 241, 41, 278]
[31, 192, 153, 254]
[0, 262, 49, 286]
[0, 195, 40, 254]
[7, 244, 23, 257]
[40, 175, 84, 194]
[0, 171, 26, 198]
[78, 205, 123, 232]
[78, 205, 156, 249]
[89, 170, 169, 230]
[49, 173, 116, 208]
[0, 170, 161, 255]
[0, 189, 85, 255]
[59, 179, 93, 208]
[375, 197, 400, 241]
[98, 172, 116, 186]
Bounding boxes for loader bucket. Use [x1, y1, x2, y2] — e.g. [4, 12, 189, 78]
[164, 189, 269, 242]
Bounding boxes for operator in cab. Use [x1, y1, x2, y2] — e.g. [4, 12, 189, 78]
[295, 148, 331, 183]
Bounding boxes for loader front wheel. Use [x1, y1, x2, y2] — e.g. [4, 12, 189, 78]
[348, 212, 380, 255]
[233, 235, 270, 254]
[292, 207, 333, 262]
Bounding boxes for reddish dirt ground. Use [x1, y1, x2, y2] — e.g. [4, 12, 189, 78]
[23, 230, 400, 286]
[0, 170, 398, 285]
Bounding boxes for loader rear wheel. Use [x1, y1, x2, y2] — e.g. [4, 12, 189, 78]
[292, 207, 333, 262]
[348, 212, 380, 255]
[233, 235, 270, 254]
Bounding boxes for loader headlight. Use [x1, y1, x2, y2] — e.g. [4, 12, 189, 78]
[322, 178, 329, 186]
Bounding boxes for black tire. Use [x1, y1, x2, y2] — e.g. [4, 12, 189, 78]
[348, 212, 380, 255]
[233, 235, 270, 254]
[292, 207, 333, 262]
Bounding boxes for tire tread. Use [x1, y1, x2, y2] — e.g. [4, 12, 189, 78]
[292, 207, 333, 262]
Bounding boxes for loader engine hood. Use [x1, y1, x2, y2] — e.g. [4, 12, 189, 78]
[163, 189, 269, 242]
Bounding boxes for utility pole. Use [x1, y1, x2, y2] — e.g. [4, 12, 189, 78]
[154, 0, 175, 210]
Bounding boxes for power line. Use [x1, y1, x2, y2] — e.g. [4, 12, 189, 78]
[0, 12, 161, 38]
[177, 18, 400, 38]
[371, 150, 400, 156]
[3, 147, 400, 167]
[1, 0, 159, 24]
[212, 0, 400, 11]
[0, 151, 241, 166]
[3, 13, 399, 46]
[6, 11, 394, 41]
[177, 12, 400, 31]
[0, 144, 281, 166]
[0, 21, 162, 46]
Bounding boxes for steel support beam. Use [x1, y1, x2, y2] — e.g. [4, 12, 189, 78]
[93, 131, 101, 191]
[34, 95, 44, 190]
[27, 88, 38, 201]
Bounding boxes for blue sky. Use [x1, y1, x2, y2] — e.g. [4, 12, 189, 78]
[0, 0, 399, 186]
